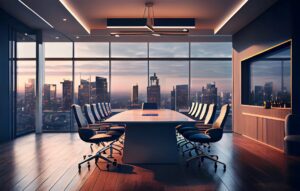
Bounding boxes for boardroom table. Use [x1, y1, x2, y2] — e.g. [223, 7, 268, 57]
[104, 109, 195, 164]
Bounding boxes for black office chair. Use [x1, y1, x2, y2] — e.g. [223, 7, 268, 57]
[83, 104, 125, 155]
[184, 104, 230, 171]
[188, 102, 196, 115]
[142, 102, 158, 109]
[189, 102, 199, 117]
[72, 104, 120, 170]
[101, 102, 110, 117]
[96, 102, 107, 119]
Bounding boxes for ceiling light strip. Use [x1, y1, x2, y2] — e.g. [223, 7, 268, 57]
[59, 0, 90, 34]
[214, 0, 248, 34]
[18, 0, 54, 28]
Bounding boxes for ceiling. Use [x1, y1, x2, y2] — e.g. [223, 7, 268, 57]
[0, 0, 278, 42]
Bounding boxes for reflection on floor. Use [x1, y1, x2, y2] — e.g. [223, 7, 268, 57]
[0, 133, 299, 191]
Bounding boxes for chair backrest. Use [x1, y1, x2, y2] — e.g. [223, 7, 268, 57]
[190, 102, 199, 117]
[101, 102, 109, 117]
[212, 104, 230, 129]
[204, 104, 216, 124]
[91, 103, 101, 121]
[194, 103, 203, 118]
[72, 104, 88, 128]
[188, 102, 195, 115]
[142, 102, 158, 110]
[108, 102, 112, 113]
[84, 104, 96, 124]
[105, 102, 111, 114]
[96, 103, 106, 119]
[199, 104, 208, 121]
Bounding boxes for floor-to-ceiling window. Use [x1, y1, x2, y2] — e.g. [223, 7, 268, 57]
[42, 41, 233, 131]
[43, 42, 73, 131]
[191, 42, 232, 131]
[15, 32, 36, 136]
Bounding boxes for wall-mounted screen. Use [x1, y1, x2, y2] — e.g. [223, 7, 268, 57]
[242, 40, 291, 108]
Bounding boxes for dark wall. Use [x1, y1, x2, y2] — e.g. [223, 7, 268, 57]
[0, 9, 35, 143]
[232, 0, 298, 150]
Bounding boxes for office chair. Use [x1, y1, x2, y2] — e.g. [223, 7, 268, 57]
[190, 102, 199, 117]
[83, 104, 124, 156]
[101, 102, 110, 117]
[96, 103, 107, 119]
[284, 114, 300, 155]
[142, 102, 158, 109]
[188, 102, 196, 115]
[177, 104, 213, 148]
[72, 104, 120, 170]
[105, 102, 112, 115]
[193, 103, 203, 119]
[184, 104, 230, 171]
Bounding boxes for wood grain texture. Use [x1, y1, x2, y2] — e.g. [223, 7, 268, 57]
[1, 133, 300, 191]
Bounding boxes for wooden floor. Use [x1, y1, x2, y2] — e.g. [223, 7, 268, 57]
[0, 133, 300, 191]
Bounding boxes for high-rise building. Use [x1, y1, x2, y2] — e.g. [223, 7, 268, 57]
[201, 82, 218, 105]
[147, 73, 161, 107]
[24, 79, 35, 114]
[131, 84, 139, 105]
[176, 84, 188, 109]
[43, 84, 57, 110]
[264, 82, 273, 101]
[254, 85, 264, 105]
[61, 80, 73, 110]
[96, 76, 108, 102]
[170, 86, 175, 110]
[78, 79, 90, 106]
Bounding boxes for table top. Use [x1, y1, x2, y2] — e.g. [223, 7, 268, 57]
[105, 109, 195, 123]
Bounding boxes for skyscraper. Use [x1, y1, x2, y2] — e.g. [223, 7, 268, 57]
[264, 82, 273, 101]
[170, 86, 175, 110]
[61, 80, 73, 110]
[254, 85, 264, 105]
[78, 79, 90, 106]
[96, 76, 108, 102]
[43, 84, 57, 110]
[24, 78, 35, 114]
[131, 84, 139, 105]
[201, 82, 218, 105]
[147, 73, 161, 107]
[176, 84, 188, 110]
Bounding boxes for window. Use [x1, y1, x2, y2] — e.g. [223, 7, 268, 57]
[191, 42, 232, 58]
[149, 61, 189, 110]
[111, 43, 147, 57]
[43, 61, 73, 131]
[242, 41, 291, 108]
[75, 43, 109, 58]
[16, 61, 36, 136]
[149, 43, 189, 57]
[111, 61, 147, 110]
[45, 42, 72, 58]
[75, 61, 109, 107]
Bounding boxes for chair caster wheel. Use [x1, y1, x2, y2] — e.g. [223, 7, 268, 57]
[83, 155, 86, 159]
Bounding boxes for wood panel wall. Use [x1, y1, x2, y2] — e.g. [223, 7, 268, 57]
[232, 0, 292, 151]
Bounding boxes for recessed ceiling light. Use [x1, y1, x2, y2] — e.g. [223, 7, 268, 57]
[55, 36, 60, 39]
[76, 36, 80, 39]
[115, 34, 120, 38]
[24, 33, 28, 36]
[152, 33, 160, 37]
[63, 18, 67, 22]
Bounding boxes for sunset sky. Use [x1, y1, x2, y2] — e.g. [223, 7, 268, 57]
[17, 42, 234, 97]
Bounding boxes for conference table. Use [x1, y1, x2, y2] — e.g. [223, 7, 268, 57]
[105, 109, 195, 164]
